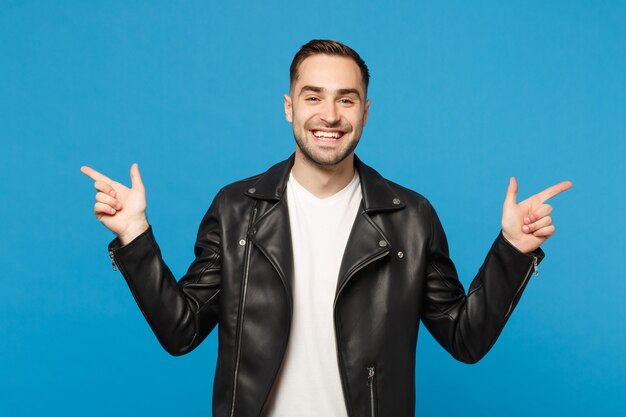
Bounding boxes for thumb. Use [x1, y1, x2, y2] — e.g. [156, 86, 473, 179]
[130, 163, 145, 191]
[504, 176, 518, 207]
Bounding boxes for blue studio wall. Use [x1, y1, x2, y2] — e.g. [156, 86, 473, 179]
[1, 1, 624, 416]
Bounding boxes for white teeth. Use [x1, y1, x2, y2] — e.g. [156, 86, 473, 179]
[312, 131, 342, 139]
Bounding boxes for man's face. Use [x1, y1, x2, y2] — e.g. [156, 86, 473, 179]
[284, 54, 370, 167]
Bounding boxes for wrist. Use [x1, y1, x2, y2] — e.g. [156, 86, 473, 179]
[500, 229, 536, 255]
[119, 220, 150, 246]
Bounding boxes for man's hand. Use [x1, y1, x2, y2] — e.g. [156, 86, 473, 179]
[80, 163, 149, 246]
[501, 177, 572, 254]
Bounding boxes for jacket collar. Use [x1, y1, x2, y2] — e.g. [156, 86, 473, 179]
[244, 153, 406, 213]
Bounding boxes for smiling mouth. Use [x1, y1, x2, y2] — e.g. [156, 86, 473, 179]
[310, 130, 345, 141]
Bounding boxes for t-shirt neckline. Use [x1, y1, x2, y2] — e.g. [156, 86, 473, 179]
[288, 170, 360, 204]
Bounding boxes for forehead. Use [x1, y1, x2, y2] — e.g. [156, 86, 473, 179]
[293, 54, 365, 94]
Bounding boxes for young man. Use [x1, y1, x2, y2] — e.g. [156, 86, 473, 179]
[81, 40, 571, 417]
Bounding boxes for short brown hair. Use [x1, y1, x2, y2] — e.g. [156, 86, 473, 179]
[290, 39, 370, 93]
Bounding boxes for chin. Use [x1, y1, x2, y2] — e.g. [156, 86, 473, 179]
[298, 143, 358, 168]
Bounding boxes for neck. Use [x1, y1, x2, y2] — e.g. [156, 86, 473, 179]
[291, 150, 355, 199]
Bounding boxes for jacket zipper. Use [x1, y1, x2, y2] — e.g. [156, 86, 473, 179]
[367, 366, 377, 417]
[230, 206, 258, 417]
[333, 249, 389, 417]
[109, 249, 118, 271]
[333, 250, 389, 309]
[505, 255, 538, 318]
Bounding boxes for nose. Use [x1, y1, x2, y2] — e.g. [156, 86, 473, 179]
[319, 101, 340, 125]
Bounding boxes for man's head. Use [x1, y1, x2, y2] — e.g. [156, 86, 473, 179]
[284, 40, 371, 168]
[290, 40, 370, 95]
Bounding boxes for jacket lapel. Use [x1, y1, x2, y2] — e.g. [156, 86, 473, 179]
[335, 208, 391, 298]
[245, 156, 295, 303]
[333, 156, 406, 297]
[249, 198, 294, 301]
[244, 154, 406, 303]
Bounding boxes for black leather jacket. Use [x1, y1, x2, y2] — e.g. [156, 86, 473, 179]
[109, 154, 543, 417]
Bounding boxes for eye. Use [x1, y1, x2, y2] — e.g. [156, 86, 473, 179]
[306, 97, 320, 102]
[339, 98, 354, 105]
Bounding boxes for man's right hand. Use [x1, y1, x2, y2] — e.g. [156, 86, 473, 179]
[80, 163, 149, 246]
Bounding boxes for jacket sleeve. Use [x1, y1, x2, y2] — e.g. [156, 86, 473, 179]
[107, 191, 223, 356]
[421, 201, 544, 364]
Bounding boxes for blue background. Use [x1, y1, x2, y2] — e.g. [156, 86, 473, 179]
[1, 1, 624, 415]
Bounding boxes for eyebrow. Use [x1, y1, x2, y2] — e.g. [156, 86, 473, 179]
[299, 85, 362, 100]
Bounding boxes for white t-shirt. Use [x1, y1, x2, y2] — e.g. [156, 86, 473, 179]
[262, 170, 362, 417]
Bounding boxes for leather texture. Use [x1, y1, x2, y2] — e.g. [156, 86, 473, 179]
[109, 154, 544, 417]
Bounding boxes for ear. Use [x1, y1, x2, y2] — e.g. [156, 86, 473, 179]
[283, 94, 293, 123]
[363, 98, 371, 126]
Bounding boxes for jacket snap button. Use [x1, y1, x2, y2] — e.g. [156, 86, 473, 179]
[393, 198, 401, 205]
[397, 251, 404, 258]
[248, 187, 256, 194]
[378, 240, 387, 247]
[239, 239, 246, 246]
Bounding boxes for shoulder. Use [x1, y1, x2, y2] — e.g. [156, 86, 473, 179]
[216, 172, 264, 201]
[382, 178, 439, 229]
[196, 171, 266, 231]
[357, 157, 435, 214]
[385, 177, 431, 207]
[218, 155, 293, 202]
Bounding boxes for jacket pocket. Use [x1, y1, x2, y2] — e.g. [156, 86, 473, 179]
[366, 366, 377, 417]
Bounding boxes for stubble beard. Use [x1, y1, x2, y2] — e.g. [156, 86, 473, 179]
[293, 125, 361, 168]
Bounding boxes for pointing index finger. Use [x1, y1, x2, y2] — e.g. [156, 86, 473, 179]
[535, 180, 573, 203]
[80, 166, 113, 183]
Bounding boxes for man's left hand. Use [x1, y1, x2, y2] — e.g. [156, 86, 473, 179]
[501, 177, 572, 254]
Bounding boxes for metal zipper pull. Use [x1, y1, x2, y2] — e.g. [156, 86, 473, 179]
[367, 366, 375, 386]
[367, 366, 376, 417]
[532, 255, 538, 277]
[109, 249, 118, 271]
